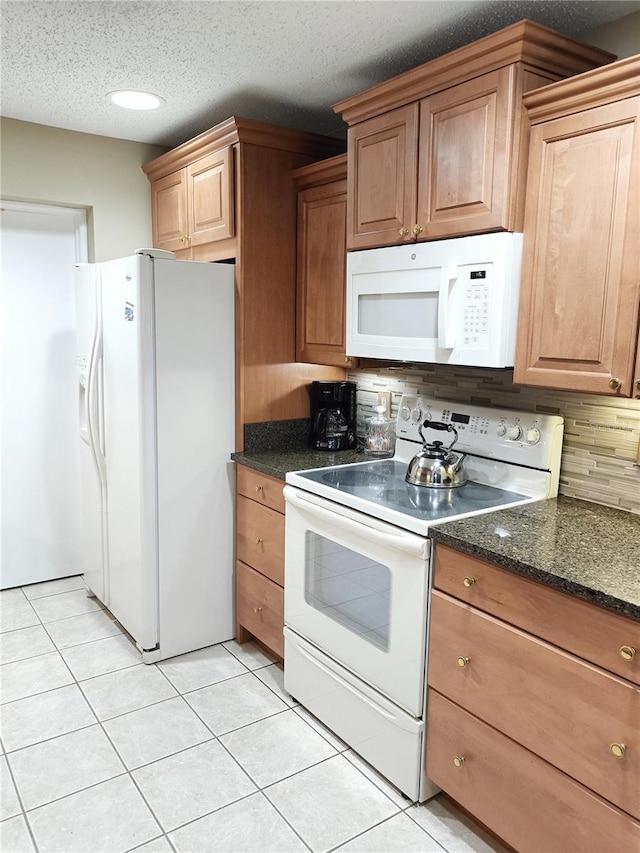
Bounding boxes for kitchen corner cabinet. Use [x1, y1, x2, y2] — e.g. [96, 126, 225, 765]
[514, 56, 640, 397]
[144, 118, 346, 448]
[426, 544, 640, 852]
[293, 154, 356, 369]
[334, 20, 614, 250]
[235, 465, 285, 659]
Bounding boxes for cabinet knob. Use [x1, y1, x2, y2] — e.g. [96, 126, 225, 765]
[634, 379, 640, 392]
[255, 485, 264, 493]
[463, 576, 476, 588]
[619, 645, 636, 661]
[253, 606, 263, 614]
[412, 224, 424, 237]
[608, 378, 622, 390]
[254, 537, 263, 545]
[344, 356, 352, 364]
[610, 743, 626, 759]
[457, 656, 470, 668]
[453, 756, 465, 768]
[398, 227, 410, 238]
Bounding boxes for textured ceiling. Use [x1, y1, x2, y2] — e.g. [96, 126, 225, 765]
[2, 0, 639, 148]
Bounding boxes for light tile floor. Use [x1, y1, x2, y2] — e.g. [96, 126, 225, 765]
[0, 577, 507, 853]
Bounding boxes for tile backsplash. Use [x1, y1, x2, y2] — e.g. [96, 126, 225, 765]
[349, 365, 640, 515]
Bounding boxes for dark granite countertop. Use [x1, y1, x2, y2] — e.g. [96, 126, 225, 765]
[232, 448, 362, 480]
[429, 496, 640, 622]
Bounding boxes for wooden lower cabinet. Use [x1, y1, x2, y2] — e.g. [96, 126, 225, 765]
[426, 544, 640, 849]
[427, 692, 640, 853]
[235, 466, 285, 658]
[236, 561, 284, 659]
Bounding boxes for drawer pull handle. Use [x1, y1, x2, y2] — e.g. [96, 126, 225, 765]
[453, 756, 465, 768]
[619, 645, 636, 661]
[254, 537, 263, 545]
[253, 606, 263, 614]
[255, 485, 264, 493]
[463, 576, 475, 588]
[457, 656, 470, 668]
[610, 743, 626, 759]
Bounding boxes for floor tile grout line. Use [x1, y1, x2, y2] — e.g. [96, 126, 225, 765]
[325, 808, 441, 853]
[20, 577, 86, 602]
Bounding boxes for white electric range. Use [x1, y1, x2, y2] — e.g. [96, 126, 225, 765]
[283, 394, 564, 801]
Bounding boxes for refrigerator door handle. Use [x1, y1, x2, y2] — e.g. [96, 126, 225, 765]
[79, 372, 91, 446]
[87, 278, 107, 488]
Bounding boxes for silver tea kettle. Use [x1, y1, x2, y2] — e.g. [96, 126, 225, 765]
[405, 420, 467, 488]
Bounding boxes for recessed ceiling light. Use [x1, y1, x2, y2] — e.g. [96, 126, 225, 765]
[108, 90, 165, 110]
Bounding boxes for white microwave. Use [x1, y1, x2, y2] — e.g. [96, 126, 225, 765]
[346, 232, 523, 367]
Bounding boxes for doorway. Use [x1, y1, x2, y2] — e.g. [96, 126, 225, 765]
[1, 201, 88, 588]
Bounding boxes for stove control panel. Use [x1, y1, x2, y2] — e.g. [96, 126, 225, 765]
[395, 394, 564, 470]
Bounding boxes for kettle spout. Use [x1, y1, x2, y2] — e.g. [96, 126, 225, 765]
[451, 452, 466, 473]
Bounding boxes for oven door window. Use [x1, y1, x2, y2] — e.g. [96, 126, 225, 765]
[304, 531, 390, 651]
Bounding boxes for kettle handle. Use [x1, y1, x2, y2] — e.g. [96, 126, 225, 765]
[419, 420, 459, 451]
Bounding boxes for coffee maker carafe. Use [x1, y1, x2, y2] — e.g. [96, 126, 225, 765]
[310, 381, 357, 451]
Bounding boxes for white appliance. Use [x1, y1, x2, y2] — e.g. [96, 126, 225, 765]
[284, 394, 564, 800]
[346, 232, 523, 366]
[75, 249, 235, 663]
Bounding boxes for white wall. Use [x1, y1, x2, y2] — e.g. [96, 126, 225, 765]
[0, 118, 167, 261]
[581, 10, 640, 59]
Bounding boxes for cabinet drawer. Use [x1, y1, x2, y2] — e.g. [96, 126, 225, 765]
[434, 544, 640, 687]
[428, 590, 640, 818]
[426, 691, 640, 853]
[236, 495, 284, 586]
[236, 561, 284, 658]
[236, 466, 285, 514]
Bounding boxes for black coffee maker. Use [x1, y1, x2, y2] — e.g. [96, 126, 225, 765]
[310, 381, 357, 451]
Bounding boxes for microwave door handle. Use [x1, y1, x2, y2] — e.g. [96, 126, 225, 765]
[438, 266, 458, 349]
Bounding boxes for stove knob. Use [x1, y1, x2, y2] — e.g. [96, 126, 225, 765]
[525, 427, 541, 445]
[399, 405, 412, 421]
[496, 423, 507, 437]
[506, 424, 522, 442]
[411, 406, 423, 424]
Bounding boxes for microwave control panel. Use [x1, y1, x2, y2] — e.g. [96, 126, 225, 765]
[462, 265, 491, 347]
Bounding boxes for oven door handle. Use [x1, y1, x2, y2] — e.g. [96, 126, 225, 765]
[284, 486, 428, 559]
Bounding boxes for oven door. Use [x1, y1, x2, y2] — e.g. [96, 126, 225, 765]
[284, 485, 430, 716]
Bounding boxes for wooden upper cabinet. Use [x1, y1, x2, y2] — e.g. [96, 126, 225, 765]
[187, 147, 234, 246]
[334, 20, 615, 251]
[417, 68, 512, 239]
[514, 58, 640, 396]
[347, 105, 418, 249]
[150, 146, 234, 254]
[151, 169, 188, 253]
[294, 155, 355, 368]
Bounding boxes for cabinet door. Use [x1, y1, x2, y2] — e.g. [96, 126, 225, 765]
[297, 179, 351, 367]
[417, 67, 513, 239]
[515, 97, 640, 395]
[427, 691, 640, 853]
[347, 103, 418, 249]
[187, 147, 235, 246]
[151, 169, 189, 252]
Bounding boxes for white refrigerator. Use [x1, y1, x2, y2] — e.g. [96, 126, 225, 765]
[75, 249, 235, 662]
